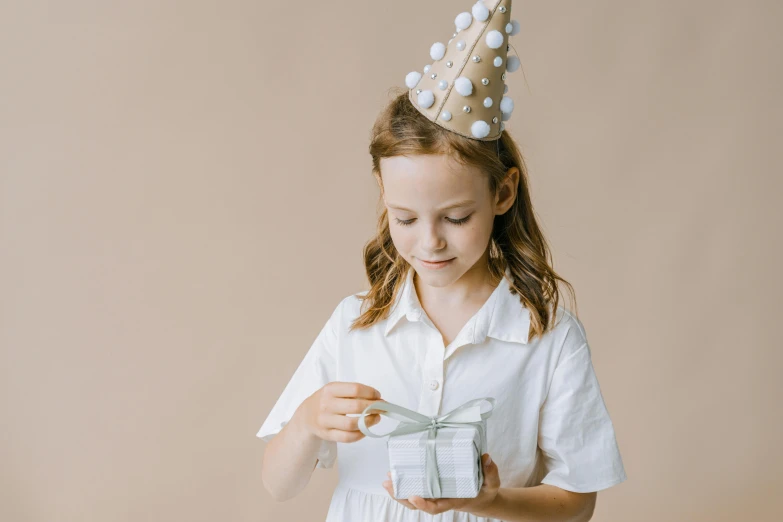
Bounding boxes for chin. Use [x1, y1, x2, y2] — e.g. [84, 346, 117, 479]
[415, 263, 464, 282]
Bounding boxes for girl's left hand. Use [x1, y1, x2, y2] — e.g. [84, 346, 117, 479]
[382, 453, 500, 516]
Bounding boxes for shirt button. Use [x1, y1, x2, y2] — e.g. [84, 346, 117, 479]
[428, 379, 440, 391]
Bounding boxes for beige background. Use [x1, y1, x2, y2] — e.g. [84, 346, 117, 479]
[1, 0, 781, 521]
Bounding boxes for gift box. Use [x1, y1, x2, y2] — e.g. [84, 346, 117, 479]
[358, 397, 495, 499]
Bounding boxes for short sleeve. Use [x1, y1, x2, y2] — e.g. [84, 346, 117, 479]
[255, 301, 341, 469]
[537, 332, 628, 493]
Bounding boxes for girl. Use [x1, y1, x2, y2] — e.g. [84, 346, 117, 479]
[257, 1, 626, 520]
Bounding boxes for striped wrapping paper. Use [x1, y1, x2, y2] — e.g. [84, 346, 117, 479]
[387, 424, 485, 499]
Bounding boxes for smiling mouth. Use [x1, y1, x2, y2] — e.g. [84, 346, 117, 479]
[420, 258, 455, 264]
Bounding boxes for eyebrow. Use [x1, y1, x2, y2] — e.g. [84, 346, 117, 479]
[387, 199, 476, 212]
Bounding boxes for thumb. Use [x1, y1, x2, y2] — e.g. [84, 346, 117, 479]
[482, 454, 501, 488]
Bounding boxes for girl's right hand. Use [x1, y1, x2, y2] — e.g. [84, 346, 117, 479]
[296, 382, 384, 443]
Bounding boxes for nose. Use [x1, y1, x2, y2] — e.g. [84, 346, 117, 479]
[421, 221, 446, 252]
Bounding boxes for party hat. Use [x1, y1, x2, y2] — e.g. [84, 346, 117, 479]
[404, 0, 521, 141]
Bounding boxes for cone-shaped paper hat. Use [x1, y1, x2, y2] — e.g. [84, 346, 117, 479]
[404, 0, 521, 141]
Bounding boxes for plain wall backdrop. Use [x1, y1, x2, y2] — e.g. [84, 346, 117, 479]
[1, 0, 781, 521]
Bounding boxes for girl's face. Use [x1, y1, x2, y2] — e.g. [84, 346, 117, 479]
[379, 154, 516, 288]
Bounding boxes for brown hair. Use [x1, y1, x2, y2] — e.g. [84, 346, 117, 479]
[349, 87, 577, 342]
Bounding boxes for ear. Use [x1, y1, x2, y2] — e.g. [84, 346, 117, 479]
[495, 167, 519, 215]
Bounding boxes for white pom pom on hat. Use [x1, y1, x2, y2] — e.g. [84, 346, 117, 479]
[500, 96, 514, 114]
[454, 76, 473, 96]
[430, 42, 446, 61]
[471, 120, 491, 138]
[486, 30, 504, 49]
[507, 20, 521, 36]
[472, 1, 489, 22]
[405, 71, 422, 89]
[507, 55, 521, 72]
[455, 12, 473, 31]
[418, 90, 435, 109]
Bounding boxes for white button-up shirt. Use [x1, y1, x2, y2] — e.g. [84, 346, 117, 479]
[257, 266, 627, 522]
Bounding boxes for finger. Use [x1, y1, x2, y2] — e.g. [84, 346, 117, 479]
[324, 428, 365, 443]
[395, 497, 418, 510]
[382, 480, 394, 495]
[327, 382, 382, 400]
[436, 496, 468, 512]
[319, 412, 379, 432]
[421, 496, 458, 514]
[482, 453, 501, 488]
[347, 413, 382, 430]
[428, 497, 452, 509]
[408, 496, 441, 514]
[381, 480, 417, 510]
[330, 397, 384, 415]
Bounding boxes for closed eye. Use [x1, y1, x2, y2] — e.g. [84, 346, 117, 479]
[394, 215, 472, 227]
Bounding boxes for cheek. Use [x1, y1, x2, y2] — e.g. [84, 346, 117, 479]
[388, 226, 415, 252]
[458, 230, 482, 251]
[456, 221, 493, 251]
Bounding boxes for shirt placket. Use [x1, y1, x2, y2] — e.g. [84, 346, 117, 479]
[408, 306, 480, 416]
[419, 328, 444, 417]
[405, 309, 443, 417]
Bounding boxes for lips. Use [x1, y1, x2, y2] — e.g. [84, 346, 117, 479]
[419, 257, 455, 268]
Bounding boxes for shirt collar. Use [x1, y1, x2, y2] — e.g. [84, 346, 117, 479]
[383, 265, 530, 345]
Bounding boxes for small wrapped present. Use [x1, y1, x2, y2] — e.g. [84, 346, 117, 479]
[358, 397, 495, 499]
